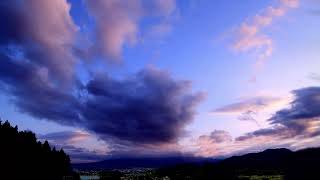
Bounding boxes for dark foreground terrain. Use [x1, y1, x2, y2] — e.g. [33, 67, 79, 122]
[0, 120, 80, 180]
[1, 119, 319, 180]
[155, 147, 320, 180]
[76, 147, 320, 180]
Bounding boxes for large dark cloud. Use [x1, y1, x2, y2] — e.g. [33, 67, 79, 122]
[271, 87, 320, 124]
[83, 67, 205, 144]
[236, 87, 320, 142]
[0, 54, 204, 146]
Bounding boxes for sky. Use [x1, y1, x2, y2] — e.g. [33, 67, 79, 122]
[0, 0, 319, 163]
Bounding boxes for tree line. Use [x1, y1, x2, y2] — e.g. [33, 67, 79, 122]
[0, 119, 80, 180]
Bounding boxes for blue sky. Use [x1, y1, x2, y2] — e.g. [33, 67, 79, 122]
[0, 0, 319, 162]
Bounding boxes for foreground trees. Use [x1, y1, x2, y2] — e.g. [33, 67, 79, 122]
[0, 120, 80, 180]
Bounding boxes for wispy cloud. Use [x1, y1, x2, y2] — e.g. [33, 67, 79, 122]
[309, 73, 320, 81]
[212, 96, 287, 114]
[230, 0, 299, 81]
[39, 131, 90, 144]
[212, 95, 291, 125]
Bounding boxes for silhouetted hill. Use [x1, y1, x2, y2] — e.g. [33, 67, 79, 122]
[75, 147, 320, 179]
[221, 148, 293, 170]
[156, 147, 320, 180]
[0, 120, 80, 180]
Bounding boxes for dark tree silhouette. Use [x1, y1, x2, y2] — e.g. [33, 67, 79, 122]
[0, 119, 80, 180]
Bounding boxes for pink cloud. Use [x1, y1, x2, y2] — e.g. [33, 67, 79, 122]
[85, 0, 141, 60]
[196, 130, 233, 157]
[15, 0, 78, 85]
[230, 0, 299, 81]
[25, 0, 77, 45]
[85, 0, 177, 61]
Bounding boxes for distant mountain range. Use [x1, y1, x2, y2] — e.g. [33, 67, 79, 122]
[73, 147, 320, 179]
[73, 156, 219, 170]
[73, 147, 320, 173]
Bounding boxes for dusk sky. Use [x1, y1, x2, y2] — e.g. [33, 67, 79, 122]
[0, 0, 320, 163]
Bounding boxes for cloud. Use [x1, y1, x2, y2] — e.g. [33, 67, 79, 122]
[39, 131, 90, 144]
[271, 87, 320, 124]
[309, 73, 320, 81]
[197, 130, 233, 157]
[237, 110, 260, 126]
[63, 145, 108, 163]
[212, 95, 289, 124]
[235, 125, 288, 142]
[0, 0, 78, 85]
[83, 66, 206, 144]
[0, 0, 177, 67]
[84, 0, 177, 60]
[0, 0, 203, 151]
[281, 0, 299, 8]
[0, 54, 205, 146]
[38, 131, 106, 163]
[38, 130, 189, 163]
[196, 127, 298, 157]
[148, 0, 176, 17]
[237, 87, 320, 141]
[197, 86, 320, 157]
[229, 0, 299, 81]
[0, 54, 82, 125]
[198, 130, 232, 144]
[213, 96, 286, 114]
[38, 130, 110, 163]
[85, 0, 141, 60]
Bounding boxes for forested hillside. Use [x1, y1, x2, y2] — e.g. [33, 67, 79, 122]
[0, 120, 80, 180]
